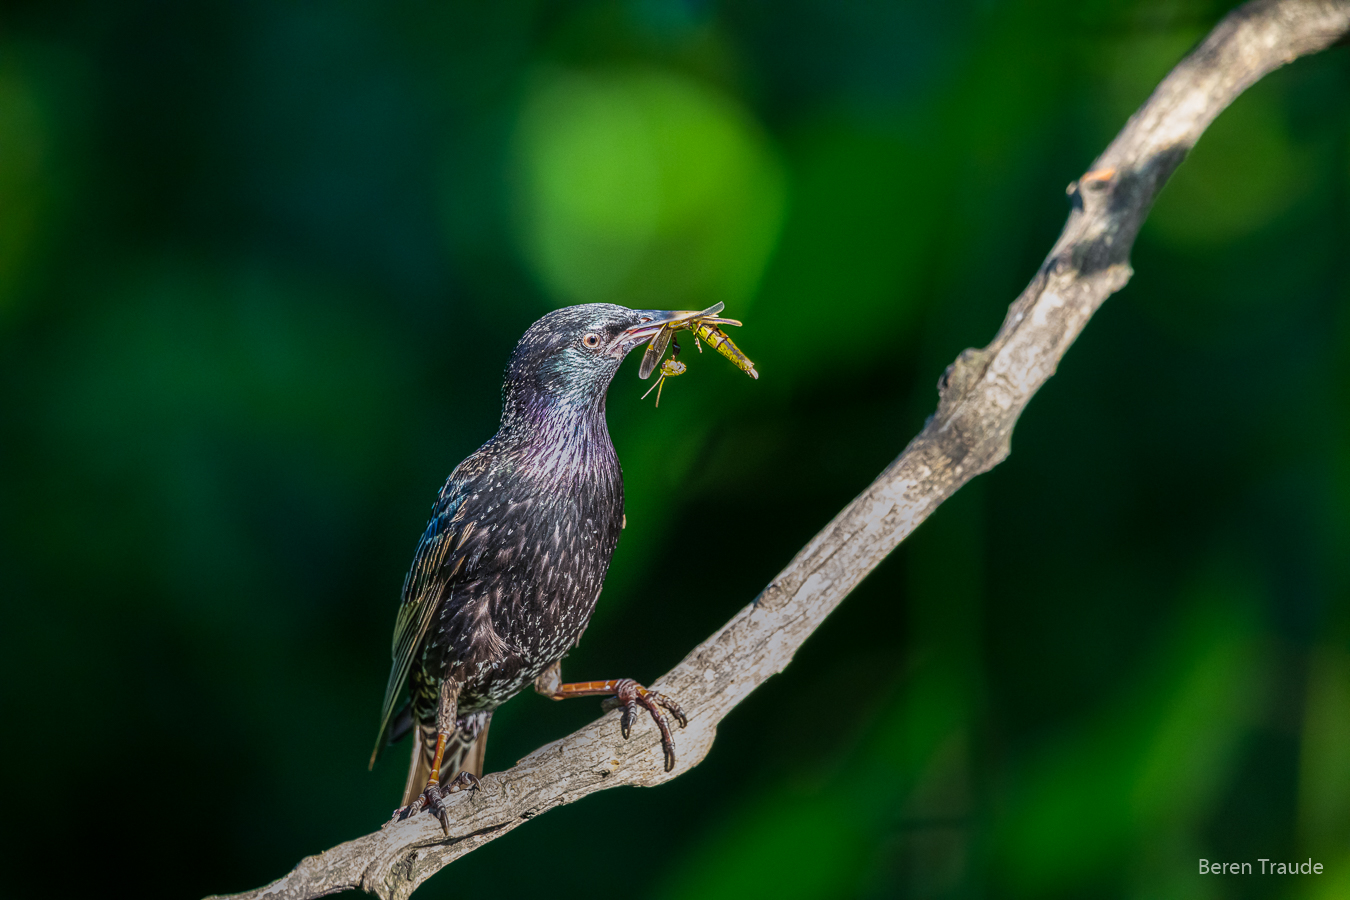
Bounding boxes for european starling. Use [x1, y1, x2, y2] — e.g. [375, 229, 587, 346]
[371, 303, 692, 831]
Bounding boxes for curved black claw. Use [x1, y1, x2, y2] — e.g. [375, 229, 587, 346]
[604, 678, 688, 772]
[430, 772, 480, 833]
[389, 772, 481, 834]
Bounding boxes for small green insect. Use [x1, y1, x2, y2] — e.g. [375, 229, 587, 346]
[641, 355, 687, 407]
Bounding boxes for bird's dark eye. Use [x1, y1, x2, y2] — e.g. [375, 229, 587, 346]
[581, 332, 602, 349]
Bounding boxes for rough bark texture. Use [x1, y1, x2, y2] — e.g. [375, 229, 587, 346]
[210, 2, 1350, 897]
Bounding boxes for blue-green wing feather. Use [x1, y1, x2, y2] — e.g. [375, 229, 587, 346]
[368, 484, 472, 768]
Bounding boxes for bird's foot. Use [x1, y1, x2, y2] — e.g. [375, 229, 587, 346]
[601, 678, 689, 772]
[388, 772, 481, 833]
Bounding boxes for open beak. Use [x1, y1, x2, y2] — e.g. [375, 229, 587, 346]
[607, 303, 738, 359]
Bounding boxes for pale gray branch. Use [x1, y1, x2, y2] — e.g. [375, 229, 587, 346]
[210, 2, 1350, 898]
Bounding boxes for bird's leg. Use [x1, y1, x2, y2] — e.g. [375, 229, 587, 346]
[538, 671, 688, 772]
[391, 731, 449, 826]
[392, 682, 479, 833]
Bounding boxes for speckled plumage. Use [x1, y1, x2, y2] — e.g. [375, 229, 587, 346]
[371, 304, 667, 803]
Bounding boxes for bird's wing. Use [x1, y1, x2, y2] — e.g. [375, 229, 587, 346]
[369, 483, 476, 768]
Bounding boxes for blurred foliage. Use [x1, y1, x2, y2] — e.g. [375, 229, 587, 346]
[0, 2, 1347, 899]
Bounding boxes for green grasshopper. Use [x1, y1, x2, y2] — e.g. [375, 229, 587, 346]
[637, 303, 757, 406]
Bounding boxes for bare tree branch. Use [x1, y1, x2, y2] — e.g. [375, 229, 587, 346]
[210, 2, 1350, 898]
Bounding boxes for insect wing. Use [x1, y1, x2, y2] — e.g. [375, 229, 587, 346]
[639, 326, 673, 379]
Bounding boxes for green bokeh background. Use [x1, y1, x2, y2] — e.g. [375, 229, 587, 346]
[2, 2, 1347, 899]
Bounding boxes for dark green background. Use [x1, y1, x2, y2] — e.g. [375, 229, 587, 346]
[2, 2, 1347, 899]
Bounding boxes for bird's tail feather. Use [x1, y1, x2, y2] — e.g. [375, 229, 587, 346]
[402, 727, 432, 807]
[459, 719, 491, 779]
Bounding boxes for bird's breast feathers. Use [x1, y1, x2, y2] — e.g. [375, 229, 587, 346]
[423, 460, 622, 671]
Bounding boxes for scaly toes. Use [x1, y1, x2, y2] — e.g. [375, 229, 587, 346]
[619, 699, 640, 739]
[389, 791, 429, 825]
[609, 679, 688, 772]
[430, 787, 453, 835]
[635, 694, 676, 772]
[651, 691, 687, 729]
[389, 775, 480, 832]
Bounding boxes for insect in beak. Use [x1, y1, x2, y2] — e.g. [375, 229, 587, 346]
[615, 302, 757, 407]
[636, 305, 755, 381]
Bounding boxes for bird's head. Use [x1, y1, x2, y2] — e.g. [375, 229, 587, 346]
[501, 303, 687, 420]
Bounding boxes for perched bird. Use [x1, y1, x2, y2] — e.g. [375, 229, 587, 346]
[371, 303, 691, 831]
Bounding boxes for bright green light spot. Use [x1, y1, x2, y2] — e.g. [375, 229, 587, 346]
[510, 67, 785, 311]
